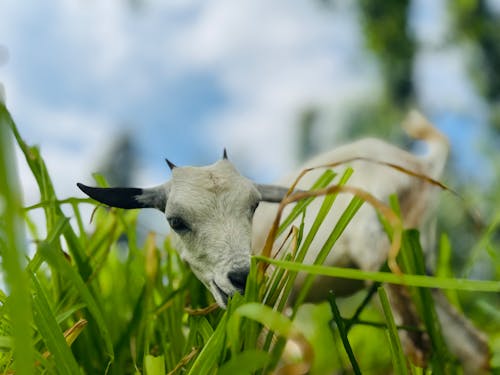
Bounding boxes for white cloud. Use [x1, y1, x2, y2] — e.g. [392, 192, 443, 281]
[1, 0, 380, 189]
[13, 106, 117, 203]
[170, 0, 379, 179]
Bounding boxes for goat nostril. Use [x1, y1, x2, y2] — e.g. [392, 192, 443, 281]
[227, 268, 250, 293]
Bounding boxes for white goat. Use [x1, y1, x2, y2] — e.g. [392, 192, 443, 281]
[78, 111, 488, 373]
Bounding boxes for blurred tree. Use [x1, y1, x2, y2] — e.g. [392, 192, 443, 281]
[358, 0, 416, 108]
[448, 0, 500, 130]
[98, 130, 140, 245]
[98, 131, 136, 187]
[346, 0, 415, 140]
[302, 1, 416, 147]
[298, 108, 319, 161]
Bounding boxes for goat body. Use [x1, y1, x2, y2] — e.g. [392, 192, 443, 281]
[78, 111, 489, 373]
[254, 112, 446, 295]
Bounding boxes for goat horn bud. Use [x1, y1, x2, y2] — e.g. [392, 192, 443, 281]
[165, 158, 177, 170]
[222, 148, 228, 160]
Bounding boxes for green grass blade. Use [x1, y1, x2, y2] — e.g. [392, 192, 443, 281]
[230, 302, 298, 372]
[0, 336, 13, 350]
[0, 103, 34, 375]
[399, 230, 451, 372]
[30, 271, 81, 375]
[241, 258, 262, 350]
[144, 355, 165, 375]
[27, 215, 70, 274]
[344, 281, 381, 332]
[187, 313, 228, 375]
[294, 168, 354, 265]
[255, 256, 500, 292]
[278, 169, 336, 235]
[218, 350, 269, 375]
[234, 303, 293, 338]
[437, 233, 461, 307]
[294, 195, 364, 306]
[293, 302, 337, 374]
[267, 168, 353, 312]
[6, 107, 92, 279]
[378, 287, 410, 375]
[38, 233, 115, 363]
[328, 293, 361, 375]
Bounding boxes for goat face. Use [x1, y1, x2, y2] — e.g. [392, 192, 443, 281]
[165, 160, 260, 306]
[78, 158, 285, 308]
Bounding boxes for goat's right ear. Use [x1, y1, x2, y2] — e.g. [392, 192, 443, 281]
[77, 182, 169, 211]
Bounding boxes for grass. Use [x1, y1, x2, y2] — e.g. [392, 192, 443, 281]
[1, 101, 499, 374]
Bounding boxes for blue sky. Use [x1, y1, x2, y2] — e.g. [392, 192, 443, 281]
[0, 0, 497, 212]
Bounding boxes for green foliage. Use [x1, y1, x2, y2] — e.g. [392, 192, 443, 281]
[358, 0, 416, 107]
[0, 102, 499, 374]
[377, 286, 410, 375]
[328, 294, 362, 374]
[0, 102, 34, 374]
[448, 0, 500, 104]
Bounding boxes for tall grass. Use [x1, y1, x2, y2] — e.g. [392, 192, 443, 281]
[0, 101, 499, 374]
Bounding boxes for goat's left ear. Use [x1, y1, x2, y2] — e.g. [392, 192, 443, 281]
[255, 184, 293, 203]
[77, 182, 169, 211]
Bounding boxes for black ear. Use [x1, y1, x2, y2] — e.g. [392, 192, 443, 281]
[77, 183, 168, 211]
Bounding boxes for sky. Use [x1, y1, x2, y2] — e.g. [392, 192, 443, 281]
[0, 0, 497, 218]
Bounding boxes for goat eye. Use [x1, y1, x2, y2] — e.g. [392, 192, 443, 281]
[168, 217, 190, 233]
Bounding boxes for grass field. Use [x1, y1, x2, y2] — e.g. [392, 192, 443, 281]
[1, 102, 499, 374]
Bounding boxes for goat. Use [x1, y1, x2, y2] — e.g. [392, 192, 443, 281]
[77, 111, 489, 373]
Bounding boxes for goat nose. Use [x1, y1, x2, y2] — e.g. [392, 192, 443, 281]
[227, 268, 250, 293]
